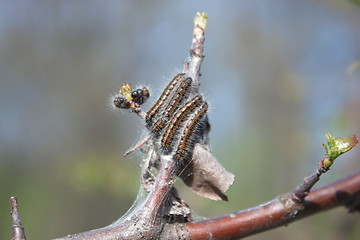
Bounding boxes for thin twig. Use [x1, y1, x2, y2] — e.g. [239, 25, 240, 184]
[134, 109, 145, 120]
[124, 135, 150, 157]
[187, 12, 207, 95]
[291, 162, 328, 202]
[10, 197, 26, 240]
[292, 134, 358, 203]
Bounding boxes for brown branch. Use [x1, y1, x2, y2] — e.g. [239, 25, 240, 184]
[55, 157, 175, 240]
[187, 12, 207, 95]
[123, 135, 150, 157]
[292, 134, 358, 203]
[10, 197, 26, 240]
[291, 161, 329, 203]
[176, 170, 360, 240]
[54, 169, 360, 239]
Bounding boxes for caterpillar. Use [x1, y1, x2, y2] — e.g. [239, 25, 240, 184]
[173, 101, 208, 164]
[145, 73, 185, 128]
[160, 95, 203, 155]
[113, 96, 131, 109]
[131, 87, 150, 105]
[151, 77, 192, 137]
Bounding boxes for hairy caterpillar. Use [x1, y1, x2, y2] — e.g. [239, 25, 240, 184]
[173, 101, 208, 164]
[151, 77, 192, 137]
[161, 95, 203, 155]
[113, 96, 131, 109]
[131, 87, 150, 105]
[145, 73, 185, 128]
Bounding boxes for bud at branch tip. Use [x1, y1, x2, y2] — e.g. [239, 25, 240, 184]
[321, 133, 358, 168]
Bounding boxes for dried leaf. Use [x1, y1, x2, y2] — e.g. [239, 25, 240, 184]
[180, 143, 235, 201]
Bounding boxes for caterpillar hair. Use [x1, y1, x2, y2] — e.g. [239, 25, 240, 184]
[151, 77, 192, 137]
[113, 96, 131, 109]
[173, 101, 208, 165]
[145, 73, 185, 128]
[161, 95, 203, 155]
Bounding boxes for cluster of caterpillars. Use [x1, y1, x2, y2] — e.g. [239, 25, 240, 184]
[113, 73, 208, 165]
[145, 73, 209, 165]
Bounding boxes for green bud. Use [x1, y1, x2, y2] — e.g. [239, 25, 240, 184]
[120, 83, 133, 96]
[323, 133, 358, 162]
[194, 12, 208, 30]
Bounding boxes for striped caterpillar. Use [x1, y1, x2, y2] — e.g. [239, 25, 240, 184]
[160, 95, 203, 155]
[173, 101, 208, 164]
[151, 77, 192, 137]
[145, 73, 185, 128]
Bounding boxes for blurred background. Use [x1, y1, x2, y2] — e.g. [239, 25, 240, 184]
[1, 1, 360, 239]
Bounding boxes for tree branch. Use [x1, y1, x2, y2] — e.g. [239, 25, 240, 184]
[177, 170, 360, 240]
[292, 133, 358, 203]
[10, 197, 26, 240]
[187, 12, 207, 94]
